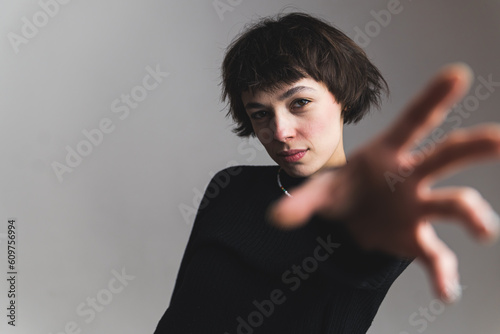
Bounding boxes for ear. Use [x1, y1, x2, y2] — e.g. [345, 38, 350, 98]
[342, 104, 351, 112]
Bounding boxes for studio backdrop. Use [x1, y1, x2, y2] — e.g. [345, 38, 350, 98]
[0, 0, 499, 333]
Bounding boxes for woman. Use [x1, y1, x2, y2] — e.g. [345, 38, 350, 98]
[154, 12, 500, 333]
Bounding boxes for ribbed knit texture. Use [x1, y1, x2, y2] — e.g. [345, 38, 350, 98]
[154, 165, 412, 334]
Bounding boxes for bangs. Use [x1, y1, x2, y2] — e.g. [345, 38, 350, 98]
[221, 12, 388, 137]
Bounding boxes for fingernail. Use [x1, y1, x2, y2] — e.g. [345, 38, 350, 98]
[482, 210, 500, 244]
[442, 280, 462, 304]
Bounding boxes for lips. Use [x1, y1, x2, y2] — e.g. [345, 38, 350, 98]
[277, 149, 308, 162]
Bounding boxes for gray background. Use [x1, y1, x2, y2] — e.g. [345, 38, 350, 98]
[0, 0, 499, 333]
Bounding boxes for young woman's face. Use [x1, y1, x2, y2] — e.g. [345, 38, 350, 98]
[241, 77, 346, 178]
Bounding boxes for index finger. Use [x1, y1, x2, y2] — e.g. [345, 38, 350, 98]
[266, 171, 332, 229]
[379, 63, 473, 153]
[266, 168, 353, 229]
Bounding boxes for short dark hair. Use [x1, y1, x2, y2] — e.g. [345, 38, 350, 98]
[221, 12, 389, 137]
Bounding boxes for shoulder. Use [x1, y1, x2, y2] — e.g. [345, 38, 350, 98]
[193, 165, 280, 215]
[212, 164, 279, 181]
[206, 164, 279, 195]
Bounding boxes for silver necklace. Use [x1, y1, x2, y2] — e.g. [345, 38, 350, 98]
[277, 167, 292, 197]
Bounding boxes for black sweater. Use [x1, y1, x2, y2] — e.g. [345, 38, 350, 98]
[154, 165, 412, 334]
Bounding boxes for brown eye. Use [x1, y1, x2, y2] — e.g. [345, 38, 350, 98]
[250, 110, 268, 120]
[292, 99, 310, 108]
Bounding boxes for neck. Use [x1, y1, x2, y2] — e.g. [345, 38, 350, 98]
[313, 130, 347, 176]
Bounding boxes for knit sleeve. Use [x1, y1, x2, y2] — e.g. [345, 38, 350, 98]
[311, 214, 413, 290]
[167, 166, 241, 305]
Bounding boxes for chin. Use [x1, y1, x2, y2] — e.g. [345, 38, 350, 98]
[281, 165, 318, 178]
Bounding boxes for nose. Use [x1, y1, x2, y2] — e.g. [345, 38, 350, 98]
[270, 111, 296, 142]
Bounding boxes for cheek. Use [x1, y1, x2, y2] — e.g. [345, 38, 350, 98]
[302, 121, 325, 140]
[302, 111, 341, 142]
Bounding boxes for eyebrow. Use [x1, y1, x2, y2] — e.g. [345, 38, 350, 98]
[244, 86, 316, 110]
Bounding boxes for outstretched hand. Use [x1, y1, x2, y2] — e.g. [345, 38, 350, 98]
[267, 63, 500, 303]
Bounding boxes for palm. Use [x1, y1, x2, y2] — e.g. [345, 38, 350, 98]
[268, 63, 500, 303]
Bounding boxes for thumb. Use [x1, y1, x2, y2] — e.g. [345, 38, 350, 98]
[266, 170, 338, 229]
